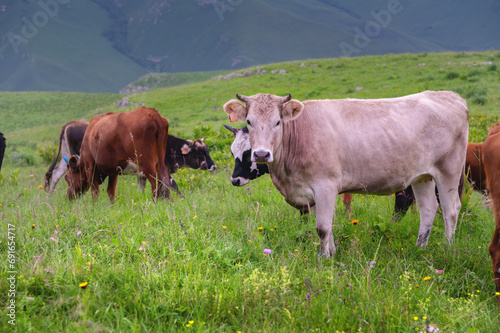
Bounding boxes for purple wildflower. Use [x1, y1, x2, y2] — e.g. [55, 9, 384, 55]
[263, 249, 272, 254]
[77, 231, 82, 236]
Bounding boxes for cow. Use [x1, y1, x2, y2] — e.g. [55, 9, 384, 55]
[45, 121, 216, 193]
[65, 107, 171, 201]
[223, 91, 468, 257]
[223, 124, 445, 219]
[137, 135, 216, 192]
[45, 120, 88, 192]
[224, 124, 352, 215]
[0, 132, 5, 172]
[482, 123, 500, 291]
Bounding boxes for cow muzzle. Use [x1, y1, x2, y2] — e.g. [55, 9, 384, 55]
[252, 149, 273, 163]
[231, 176, 249, 186]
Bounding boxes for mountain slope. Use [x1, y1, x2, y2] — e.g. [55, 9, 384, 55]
[0, 0, 499, 93]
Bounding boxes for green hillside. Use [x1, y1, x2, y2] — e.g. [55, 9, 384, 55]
[1, 51, 499, 168]
[0, 0, 499, 92]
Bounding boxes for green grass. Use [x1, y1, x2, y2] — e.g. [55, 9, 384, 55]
[1, 51, 500, 331]
[0, 167, 498, 332]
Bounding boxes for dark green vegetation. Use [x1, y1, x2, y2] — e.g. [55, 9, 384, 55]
[1, 0, 499, 92]
[1, 52, 500, 331]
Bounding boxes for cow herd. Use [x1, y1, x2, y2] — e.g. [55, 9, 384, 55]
[4, 90, 500, 292]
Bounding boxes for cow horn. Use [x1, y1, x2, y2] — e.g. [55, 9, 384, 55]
[224, 124, 239, 136]
[236, 94, 248, 103]
[282, 93, 292, 103]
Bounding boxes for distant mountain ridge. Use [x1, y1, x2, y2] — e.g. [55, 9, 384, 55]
[0, 0, 499, 93]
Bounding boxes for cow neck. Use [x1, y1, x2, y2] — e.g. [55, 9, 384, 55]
[269, 116, 303, 179]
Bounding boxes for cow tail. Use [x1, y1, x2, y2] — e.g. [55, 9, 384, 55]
[44, 123, 66, 189]
[154, 111, 170, 197]
[459, 163, 466, 202]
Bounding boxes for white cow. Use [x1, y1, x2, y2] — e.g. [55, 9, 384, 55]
[223, 91, 469, 256]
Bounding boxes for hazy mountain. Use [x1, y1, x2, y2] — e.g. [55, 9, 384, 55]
[0, 0, 499, 93]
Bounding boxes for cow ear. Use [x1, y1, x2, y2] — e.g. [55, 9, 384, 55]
[181, 144, 191, 155]
[282, 100, 304, 122]
[194, 139, 205, 148]
[68, 155, 80, 169]
[223, 99, 246, 122]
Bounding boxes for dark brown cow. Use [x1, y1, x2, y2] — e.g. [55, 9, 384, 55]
[65, 107, 171, 201]
[45, 120, 88, 192]
[483, 123, 500, 291]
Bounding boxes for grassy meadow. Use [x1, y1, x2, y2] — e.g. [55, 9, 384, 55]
[1, 51, 500, 332]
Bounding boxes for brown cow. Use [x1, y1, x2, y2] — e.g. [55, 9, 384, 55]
[65, 107, 171, 201]
[483, 123, 500, 291]
[466, 142, 486, 192]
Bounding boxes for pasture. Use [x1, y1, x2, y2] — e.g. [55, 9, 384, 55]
[1, 51, 500, 332]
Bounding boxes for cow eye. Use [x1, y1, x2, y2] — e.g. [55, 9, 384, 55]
[247, 120, 252, 127]
[276, 120, 281, 127]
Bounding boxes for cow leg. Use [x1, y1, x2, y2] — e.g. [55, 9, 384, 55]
[342, 193, 352, 216]
[48, 160, 69, 192]
[489, 227, 500, 292]
[169, 177, 181, 194]
[314, 189, 337, 257]
[412, 181, 439, 247]
[434, 173, 462, 246]
[90, 176, 100, 202]
[137, 173, 147, 192]
[107, 175, 118, 203]
[142, 168, 170, 199]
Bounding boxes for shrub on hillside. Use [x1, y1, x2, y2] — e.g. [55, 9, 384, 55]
[38, 144, 57, 164]
[465, 86, 488, 105]
[446, 72, 459, 80]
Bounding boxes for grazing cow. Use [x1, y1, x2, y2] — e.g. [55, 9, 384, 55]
[224, 124, 352, 215]
[0, 132, 5, 171]
[65, 107, 171, 201]
[45, 120, 88, 192]
[138, 135, 216, 192]
[483, 123, 500, 291]
[45, 121, 216, 193]
[223, 91, 468, 256]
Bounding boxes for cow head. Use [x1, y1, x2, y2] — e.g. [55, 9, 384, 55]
[180, 138, 217, 171]
[224, 125, 269, 186]
[223, 93, 304, 163]
[64, 155, 89, 199]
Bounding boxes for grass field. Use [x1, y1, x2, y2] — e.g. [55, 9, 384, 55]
[1, 51, 500, 332]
